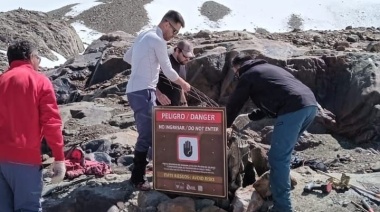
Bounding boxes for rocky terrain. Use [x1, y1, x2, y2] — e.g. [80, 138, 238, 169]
[0, 6, 380, 212]
[48, 0, 152, 35]
[0, 9, 84, 64]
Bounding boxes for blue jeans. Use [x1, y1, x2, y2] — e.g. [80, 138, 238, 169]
[0, 162, 42, 212]
[127, 89, 156, 153]
[268, 106, 317, 212]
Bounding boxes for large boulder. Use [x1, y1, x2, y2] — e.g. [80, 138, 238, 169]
[316, 54, 380, 142]
[47, 31, 134, 104]
[0, 9, 84, 61]
[183, 31, 380, 143]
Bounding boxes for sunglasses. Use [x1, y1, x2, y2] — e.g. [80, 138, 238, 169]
[178, 48, 192, 60]
[166, 20, 179, 35]
[32, 54, 41, 63]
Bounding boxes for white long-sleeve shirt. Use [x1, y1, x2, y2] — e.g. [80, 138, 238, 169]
[123, 27, 180, 93]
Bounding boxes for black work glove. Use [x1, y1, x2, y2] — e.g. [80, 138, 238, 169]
[248, 109, 267, 121]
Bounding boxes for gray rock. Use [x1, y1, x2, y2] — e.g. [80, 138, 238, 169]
[194, 30, 212, 39]
[336, 46, 346, 51]
[52, 77, 80, 104]
[42, 178, 133, 212]
[82, 139, 112, 153]
[93, 152, 112, 165]
[371, 161, 380, 172]
[313, 35, 323, 43]
[109, 112, 135, 129]
[157, 197, 196, 212]
[107, 205, 120, 212]
[347, 35, 360, 42]
[195, 199, 215, 211]
[62, 129, 79, 136]
[117, 154, 134, 166]
[231, 186, 261, 212]
[59, 102, 115, 127]
[87, 56, 130, 86]
[0, 9, 84, 61]
[84, 39, 109, 54]
[367, 42, 380, 52]
[200, 206, 227, 212]
[334, 41, 350, 48]
[67, 52, 101, 70]
[137, 191, 170, 208]
[101, 131, 138, 147]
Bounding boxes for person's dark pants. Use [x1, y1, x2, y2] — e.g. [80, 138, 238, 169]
[268, 106, 317, 212]
[0, 162, 42, 212]
[127, 89, 156, 184]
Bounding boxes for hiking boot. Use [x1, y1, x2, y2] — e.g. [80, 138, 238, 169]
[130, 151, 149, 186]
[132, 180, 151, 191]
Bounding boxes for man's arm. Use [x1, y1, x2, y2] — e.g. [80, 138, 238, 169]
[123, 45, 133, 64]
[154, 40, 191, 92]
[226, 77, 251, 127]
[39, 77, 64, 161]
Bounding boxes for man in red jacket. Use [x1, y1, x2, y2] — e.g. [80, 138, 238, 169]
[0, 40, 66, 212]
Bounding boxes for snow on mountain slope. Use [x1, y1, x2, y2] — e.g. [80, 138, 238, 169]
[2, 0, 379, 68]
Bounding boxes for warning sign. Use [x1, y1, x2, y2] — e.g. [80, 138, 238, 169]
[153, 106, 227, 198]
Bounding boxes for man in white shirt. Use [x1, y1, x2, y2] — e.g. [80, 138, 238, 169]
[123, 10, 190, 191]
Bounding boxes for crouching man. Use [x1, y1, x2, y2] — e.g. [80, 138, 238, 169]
[0, 40, 66, 211]
[226, 54, 318, 212]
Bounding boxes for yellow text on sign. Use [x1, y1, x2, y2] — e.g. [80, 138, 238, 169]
[158, 172, 222, 183]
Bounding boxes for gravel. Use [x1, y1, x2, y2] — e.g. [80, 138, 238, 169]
[74, 0, 152, 34]
[46, 0, 233, 35]
[199, 1, 231, 22]
[46, 0, 152, 35]
[47, 4, 78, 19]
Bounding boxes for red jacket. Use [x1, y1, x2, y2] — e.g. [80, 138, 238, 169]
[0, 61, 64, 165]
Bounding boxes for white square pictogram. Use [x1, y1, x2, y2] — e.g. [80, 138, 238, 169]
[177, 136, 199, 163]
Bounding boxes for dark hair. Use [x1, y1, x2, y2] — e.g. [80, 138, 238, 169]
[232, 54, 253, 67]
[7, 40, 37, 64]
[162, 10, 185, 27]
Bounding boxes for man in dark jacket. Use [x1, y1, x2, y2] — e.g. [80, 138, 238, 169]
[226, 54, 318, 212]
[156, 40, 194, 106]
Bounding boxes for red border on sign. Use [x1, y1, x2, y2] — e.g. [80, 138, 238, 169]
[177, 135, 200, 163]
[156, 111, 222, 124]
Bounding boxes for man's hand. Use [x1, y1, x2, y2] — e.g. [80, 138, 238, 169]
[248, 109, 267, 121]
[180, 81, 191, 92]
[50, 161, 66, 184]
[173, 77, 191, 92]
[156, 90, 171, 105]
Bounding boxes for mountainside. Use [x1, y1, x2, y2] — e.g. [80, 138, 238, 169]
[0, 6, 380, 212]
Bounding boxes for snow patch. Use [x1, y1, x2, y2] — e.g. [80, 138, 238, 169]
[71, 21, 103, 48]
[65, 1, 104, 17]
[40, 50, 67, 68]
[0, 0, 99, 13]
[144, 0, 380, 33]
